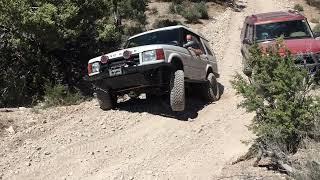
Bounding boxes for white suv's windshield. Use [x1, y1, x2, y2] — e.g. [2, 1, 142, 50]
[126, 29, 180, 48]
[255, 20, 312, 42]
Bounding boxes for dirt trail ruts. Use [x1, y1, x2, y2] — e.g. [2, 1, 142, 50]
[0, 0, 292, 179]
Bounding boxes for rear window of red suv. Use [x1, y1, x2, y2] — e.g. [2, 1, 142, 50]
[255, 20, 312, 42]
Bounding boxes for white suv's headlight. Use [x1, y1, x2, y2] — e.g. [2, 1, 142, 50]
[142, 50, 156, 62]
[91, 62, 100, 74]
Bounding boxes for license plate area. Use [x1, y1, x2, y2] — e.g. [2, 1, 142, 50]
[109, 66, 123, 77]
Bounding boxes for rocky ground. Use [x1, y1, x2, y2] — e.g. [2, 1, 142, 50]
[0, 0, 299, 179]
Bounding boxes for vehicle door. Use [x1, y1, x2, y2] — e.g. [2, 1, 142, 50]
[182, 30, 207, 80]
[202, 39, 218, 78]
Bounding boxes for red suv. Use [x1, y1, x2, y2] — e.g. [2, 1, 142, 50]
[241, 10, 320, 75]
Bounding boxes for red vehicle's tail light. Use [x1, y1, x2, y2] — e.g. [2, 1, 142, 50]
[156, 49, 165, 60]
[87, 63, 92, 75]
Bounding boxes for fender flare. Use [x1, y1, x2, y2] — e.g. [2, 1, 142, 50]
[206, 64, 219, 78]
[168, 53, 183, 63]
[168, 53, 184, 70]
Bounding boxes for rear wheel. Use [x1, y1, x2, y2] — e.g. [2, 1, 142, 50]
[202, 73, 220, 102]
[96, 89, 116, 110]
[170, 70, 185, 112]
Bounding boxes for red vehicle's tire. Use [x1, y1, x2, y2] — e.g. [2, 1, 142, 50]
[170, 70, 185, 112]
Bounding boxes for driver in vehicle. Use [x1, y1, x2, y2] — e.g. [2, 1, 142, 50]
[186, 34, 203, 56]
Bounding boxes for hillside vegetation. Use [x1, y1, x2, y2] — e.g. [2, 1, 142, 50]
[0, 0, 147, 107]
[0, 0, 236, 108]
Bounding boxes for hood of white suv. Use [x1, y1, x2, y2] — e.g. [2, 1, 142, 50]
[88, 44, 167, 64]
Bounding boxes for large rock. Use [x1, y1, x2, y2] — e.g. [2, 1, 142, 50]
[5, 126, 15, 135]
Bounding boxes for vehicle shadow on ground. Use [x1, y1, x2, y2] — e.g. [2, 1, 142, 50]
[116, 83, 224, 121]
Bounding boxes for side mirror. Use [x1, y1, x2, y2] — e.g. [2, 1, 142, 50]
[183, 41, 195, 48]
[314, 32, 320, 39]
[243, 38, 253, 45]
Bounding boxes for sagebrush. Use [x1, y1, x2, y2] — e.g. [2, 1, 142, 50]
[169, 1, 209, 23]
[43, 84, 84, 108]
[294, 4, 304, 11]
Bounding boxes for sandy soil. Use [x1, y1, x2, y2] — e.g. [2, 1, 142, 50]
[0, 0, 295, 179]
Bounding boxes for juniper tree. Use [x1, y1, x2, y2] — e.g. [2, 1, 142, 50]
[232, 40, 320, 172]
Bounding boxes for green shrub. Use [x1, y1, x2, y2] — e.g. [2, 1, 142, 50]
[168, 1, 209, 23]
[183, 8, 201, 23]
[169, 2, 185, 14]
[232, 39, 320, 171]
[195, 1, 209, 19]
[169, 3, 176, 13]
[294, 4, 304, 11]
[153, 19, 182, 28]
[43, 84, 84, 108]
[175, 4, 185, 13]
[0, 0, 148, 108]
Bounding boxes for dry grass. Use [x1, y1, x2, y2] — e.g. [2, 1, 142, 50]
[292, 140, 320, 180]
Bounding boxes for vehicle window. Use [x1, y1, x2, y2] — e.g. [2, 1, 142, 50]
[126, 29, 180, 48]
[255, 20, 312, 42]
[181, 30, 205, 53]
[203, 40, 214, 56]
[192, 35, 206, 53]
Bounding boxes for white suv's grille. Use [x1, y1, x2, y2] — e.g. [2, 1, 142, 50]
[100, 54, 140, 72]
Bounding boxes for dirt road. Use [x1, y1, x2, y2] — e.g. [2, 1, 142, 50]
[0, 0, 293, 179]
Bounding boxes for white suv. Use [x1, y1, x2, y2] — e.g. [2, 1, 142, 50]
[87, 25, 220, 111]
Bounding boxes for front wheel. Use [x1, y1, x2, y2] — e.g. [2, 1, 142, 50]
[170, 70, 185, 112]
